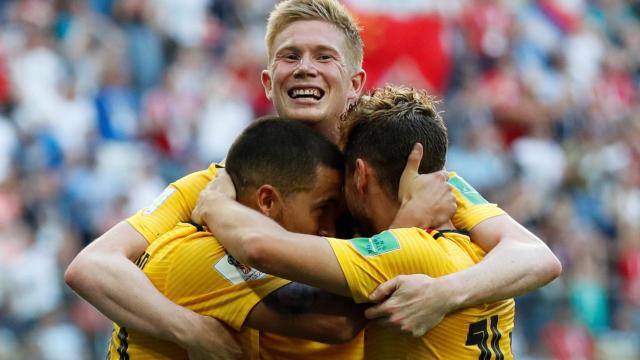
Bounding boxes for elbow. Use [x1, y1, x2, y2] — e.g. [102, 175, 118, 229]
[547, 253, 563, 281]
[315, 317, 364, 344]
[535, 248, 562, 285]
[64, 241, 107, 294]
[334, 318, 364, 343]
[64, 251, 91, 292]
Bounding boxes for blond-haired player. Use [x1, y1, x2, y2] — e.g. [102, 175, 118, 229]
[66, 1, 560, 358]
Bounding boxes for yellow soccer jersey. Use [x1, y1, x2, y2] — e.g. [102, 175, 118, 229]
[448, 171, 506, 231]
[327, 228, 515, 360]
[259, 332, 363, 360]
[127, 165, 502, 244]
[127, 164, 219, 243]
[107, 223, 290, 360]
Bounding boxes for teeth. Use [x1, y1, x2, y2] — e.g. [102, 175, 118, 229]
[292, 88, 321, 98]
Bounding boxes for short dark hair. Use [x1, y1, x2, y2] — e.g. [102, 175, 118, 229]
[226, 117, 344, 198]
[340, 86, 448, 200]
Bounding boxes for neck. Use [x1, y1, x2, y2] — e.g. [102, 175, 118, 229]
[312, 120, 339, 144]
[369, 192, 401, 234]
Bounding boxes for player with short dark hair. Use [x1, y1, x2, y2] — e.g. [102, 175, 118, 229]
[107, 118, 365, 359]
[226, 117, 343, 200]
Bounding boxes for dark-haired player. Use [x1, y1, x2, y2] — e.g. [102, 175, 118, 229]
[107, 118, 366, 359]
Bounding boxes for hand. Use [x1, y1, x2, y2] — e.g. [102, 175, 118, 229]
[192, 169, 237, 225]
[364, 274, 454, 337]
[395, 143, 456, 229]
[180, 315, 244, 360]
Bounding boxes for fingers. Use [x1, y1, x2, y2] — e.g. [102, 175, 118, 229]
[364, 302, 387, 320]
[404, 143, 423, 176]
[398, 143, 424, 200]
[191, 208, 203, 225]
[368, 276, 400, 303]
[191, 193, 206, 225]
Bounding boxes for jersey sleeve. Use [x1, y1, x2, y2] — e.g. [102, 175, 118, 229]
[127, 163, 218, 243]
[448, 172, 506, 230]
[164, 234, 290, 331]
[326, 229, 456, 304]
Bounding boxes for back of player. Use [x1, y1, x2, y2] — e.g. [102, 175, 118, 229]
[328, 228, 515, 360]
[106, 223, 289, 360]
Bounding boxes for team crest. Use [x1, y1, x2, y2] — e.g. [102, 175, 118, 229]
[213, 254, 268, 284]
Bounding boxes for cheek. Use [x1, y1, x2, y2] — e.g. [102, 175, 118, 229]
[284, 208, 318, 235]
[270, 66, 291, 89]
[300, 212, 320, 235]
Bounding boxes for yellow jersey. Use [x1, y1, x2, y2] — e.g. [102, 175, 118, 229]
[127, 167, 505, 245]
[107, 223, 289, 359]
[123, 166, 502, 358]
[447, 171, 505, 231]
[107, 222, 363, 359]
[127, 164, 219, 243]
[327, 228, 515, 360]
[258, 332, 363, 360]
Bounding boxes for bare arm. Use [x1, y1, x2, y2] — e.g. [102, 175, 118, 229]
[364, 145, 561, 336]
[64, 221, 242, 359]
[197, 191, 351, 298]
[365, 214, 561, 337]
[245, 282, 366, 344]
[448, 214, 561, 305]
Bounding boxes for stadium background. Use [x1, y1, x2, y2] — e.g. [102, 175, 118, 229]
[0, 0, 638, 358]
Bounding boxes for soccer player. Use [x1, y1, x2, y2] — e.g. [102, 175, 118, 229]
[195, 86, 518, 359]
[65, 0, 560, 357]
[107, 118, 367, 359]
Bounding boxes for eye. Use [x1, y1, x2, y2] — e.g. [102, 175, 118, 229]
[317, 54, 334, 61]
[285, 53, 300, 61]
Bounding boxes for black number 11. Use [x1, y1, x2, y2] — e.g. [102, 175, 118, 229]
[465, 315, 504, 360]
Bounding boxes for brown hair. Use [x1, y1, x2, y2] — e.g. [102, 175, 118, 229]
[265, 0, 363, 72]
[340, 85, 448, 199]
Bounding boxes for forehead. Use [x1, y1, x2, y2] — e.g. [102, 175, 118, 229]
[310, 165, 343, 197]
[288, 165, 343, 205]
[271, 20, 349, 56]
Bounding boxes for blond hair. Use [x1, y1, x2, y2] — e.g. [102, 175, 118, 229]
[340, 86, 444, 145]
[340, 86, 447, 197]
[265, 0, 363, 72]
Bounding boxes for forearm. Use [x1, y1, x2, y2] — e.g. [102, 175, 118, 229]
[65, 222, 197, 345]
[75, 253, 198, 340]
[247, 283, 366, 343]
[444, 236, 561, 309]
[200, 196, 287, 266]
[201, 196, 351, 297]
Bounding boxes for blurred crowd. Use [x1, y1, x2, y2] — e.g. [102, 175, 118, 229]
[0, 0, 638, 359]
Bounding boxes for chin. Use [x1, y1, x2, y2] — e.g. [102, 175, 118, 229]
[284, 109, 326, 124]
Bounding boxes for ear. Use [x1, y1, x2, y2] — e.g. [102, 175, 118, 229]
[347, 69, 367, 103]
[354, 158, 369, 194]
[261, 69, 273, 101]
[256, 184, 283, 219]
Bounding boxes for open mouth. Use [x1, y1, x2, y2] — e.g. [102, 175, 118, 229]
[288, 87, 325, 101]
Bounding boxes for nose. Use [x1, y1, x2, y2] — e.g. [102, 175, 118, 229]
[293, 53, 318, 78]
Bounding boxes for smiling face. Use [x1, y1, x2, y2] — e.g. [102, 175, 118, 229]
[261, 20, 365, 138]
